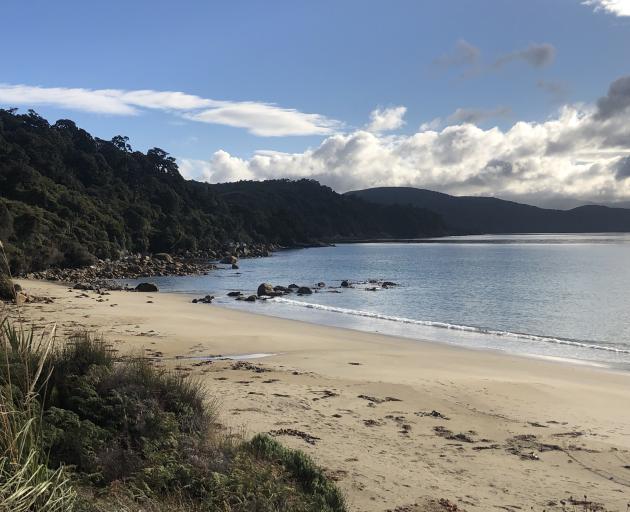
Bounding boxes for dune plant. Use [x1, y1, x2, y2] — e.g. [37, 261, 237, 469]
[0, 317, 77, 511]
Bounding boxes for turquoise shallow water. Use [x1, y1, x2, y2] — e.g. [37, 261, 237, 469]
[126, 234, 630, 369]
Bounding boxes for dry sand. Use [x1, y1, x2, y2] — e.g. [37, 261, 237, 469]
[6, 279, 630, 511]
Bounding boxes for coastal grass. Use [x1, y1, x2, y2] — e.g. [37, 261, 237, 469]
[0, 313, 347, 512]
[0, 317, 77, 512]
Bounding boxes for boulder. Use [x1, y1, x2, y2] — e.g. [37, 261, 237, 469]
[192, 295, 214, 304]
[232, 263, 239, 270]
[244, 295, 257, 302]
[154, 253, 174, 263]
[288, 283, 299, 289]
[297, 286, 312, 295]
[220, 255, 238, 265]
[341, 280, 350, 288]
[0, 274, 15, 301]
[135, 282, 159, 293]
[273, 285, 289, 293]
[227, 291, 242, 297]
[382, 281, 398, 287]
[257, 283, 275, 297]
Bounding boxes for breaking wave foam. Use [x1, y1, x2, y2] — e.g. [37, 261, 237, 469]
[271, 297, 630, 355]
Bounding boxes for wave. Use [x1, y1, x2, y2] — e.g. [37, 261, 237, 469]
[271, 297, 630, 355]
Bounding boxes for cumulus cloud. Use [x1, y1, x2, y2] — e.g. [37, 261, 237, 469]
[365, 106, 407, 133]
[447, 106, 511, 125]
[494, 43, 556, 69]
[0, 83, 341, 137]
[594, 75, 630, 120]
[181, 75, 630, 206]
[614, 156, 630, 180]
[583, 0, 630, 16]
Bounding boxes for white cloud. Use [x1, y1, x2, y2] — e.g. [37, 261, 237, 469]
[447, 106, 511, 124]
[583, 0, 630, 16]
[182, 77, 630, 206]
[365, 106, 407, 133]
[0, 83, 340, 137]
[185, 102, 339, 137]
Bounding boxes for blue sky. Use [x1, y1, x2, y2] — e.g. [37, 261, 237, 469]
[3, 0, 630, 206]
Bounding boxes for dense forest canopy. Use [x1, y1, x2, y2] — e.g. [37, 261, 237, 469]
[0, 109, 445, 272]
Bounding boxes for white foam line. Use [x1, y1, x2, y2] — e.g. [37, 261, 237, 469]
[271, 297, 630, 355]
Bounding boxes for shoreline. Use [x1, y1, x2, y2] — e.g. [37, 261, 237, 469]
[6, 279, 630, 511]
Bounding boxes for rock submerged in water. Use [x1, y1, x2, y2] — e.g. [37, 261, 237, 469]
[227, 291, 242, 297]
[341, 280, 350, 288]
[244, 295, 257, 302]
[220, 255, 238, 265]
[257, 283, 275, 297]
[317, 282, 325, 288]
[288, 284, 299, 290]
[192, 295, 214, 304]
[135, 282, 159, 292]
[297, 286, 312, 295]
[232, 263, 239, 270]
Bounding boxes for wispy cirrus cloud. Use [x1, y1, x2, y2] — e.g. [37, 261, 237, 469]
[583, 0, 630, 17]
[434, 41, 557, 79]
[447, 106, 512, 124]
[0, 83, 341, 137]
[494, 43, 556, 69]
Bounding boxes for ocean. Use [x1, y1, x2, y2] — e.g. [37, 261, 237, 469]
[126, 234, 630, 370]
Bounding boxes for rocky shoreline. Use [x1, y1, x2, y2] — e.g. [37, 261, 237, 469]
[19, 243, 279, 290]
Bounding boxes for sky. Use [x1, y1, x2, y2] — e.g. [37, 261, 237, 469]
[2, 0, 630, 207]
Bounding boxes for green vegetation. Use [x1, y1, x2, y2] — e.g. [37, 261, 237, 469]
[0, 317, 346, 511]
[0, 108, 445, 273]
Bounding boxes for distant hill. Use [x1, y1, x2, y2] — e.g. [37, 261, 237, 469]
[0, 109, 445, 272]
[345, 187, 630, 234]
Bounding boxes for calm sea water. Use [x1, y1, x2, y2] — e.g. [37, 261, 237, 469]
[127, 234, 630, 369]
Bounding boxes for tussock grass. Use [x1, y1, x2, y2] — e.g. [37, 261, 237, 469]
[0, 317, 76, 512]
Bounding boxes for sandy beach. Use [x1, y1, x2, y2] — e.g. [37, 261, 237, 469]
[5, 279, 630, 511]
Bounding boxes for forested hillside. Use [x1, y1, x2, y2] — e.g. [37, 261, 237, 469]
[346, 187, 630, 234]
[0, 109, 445, 272]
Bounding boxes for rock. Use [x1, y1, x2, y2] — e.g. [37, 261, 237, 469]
[227, 291, 242, 297]
[382, 281, 398, 287]
[135, 282, 158, 292]
[288, 284, 299, 289]
[366, 287, 378, 291]
[0, 274, 16, 301]
[317, 282, 325, 288]
[341, 280, 350, 288]
[232, 263, 239, 270]
[257, 283, 275, 297]
[220, 255, 238, 265]
[73, 282, 92, 291]
[154, 253, 174, 263]
[273, 286, 289, 293]
[297, 286, 312, 295]
[245, 295, 257, 302]
[192, 295, 214, 304]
